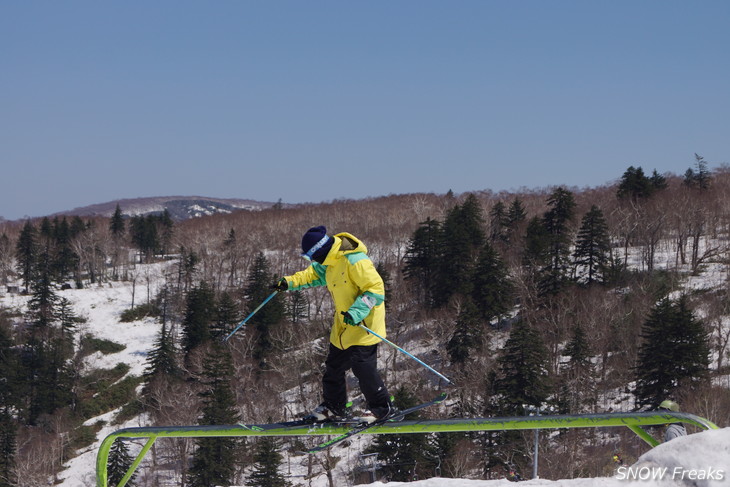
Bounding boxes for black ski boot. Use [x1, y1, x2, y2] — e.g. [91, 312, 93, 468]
[361, 400, 403, 423]
[308, 403, 347, 423]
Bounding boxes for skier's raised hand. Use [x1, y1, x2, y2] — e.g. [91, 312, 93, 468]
[271, 278, 288, 291]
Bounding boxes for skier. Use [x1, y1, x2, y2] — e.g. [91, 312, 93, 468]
[612, 452, 626, 467]
[658, 399, 687, 442]
[274, 226, 395, 422]
[507, 467, 523, 482]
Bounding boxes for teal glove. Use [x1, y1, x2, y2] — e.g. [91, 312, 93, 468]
[341, 311, 358, 326]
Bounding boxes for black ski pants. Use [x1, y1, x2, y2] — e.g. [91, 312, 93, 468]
[322, 343, 389, 413]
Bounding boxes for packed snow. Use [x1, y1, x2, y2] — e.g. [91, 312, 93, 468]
[364, 427, 730, 486]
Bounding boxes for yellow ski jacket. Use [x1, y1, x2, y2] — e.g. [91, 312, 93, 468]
[284, 232, 385, 350]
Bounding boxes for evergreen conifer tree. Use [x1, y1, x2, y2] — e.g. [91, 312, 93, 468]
[158, 209, 175, 256]
[403, 218, 442, 307]
[129, 215, 159, 262]
[177, 246, 200, 293]
[447, 299, 483, 365]
[52, 216, 78, 282]
[489, 202, 508, 243]
[634, 296, 710, 408]
[560, 325, 596, 413]
[0, 322, 18, 408]
[39, 217, 53, 242]
[522, 216, 550, 271]
[69, 215, 87, 237]
[649, 169, 667, 190]
[504, 197, 528, 246]
[24, 336, 73, 424]
[471, 241, 515, 323]
[45, 336, 74, 412]
[109, 205, 126, 279]
[573, 205, 611, 285]
[0, 323, 17, 487]
[0, 408, 15, 487]
[458, 194, 487, 247]
[56, 297, 80, 355]
[27, 243, 59, 332]
[109, 204, 125, 237]
[494, 321, 552, 415]
[0, 234, 11, 285]
[538, 187, 576, 296]
[107, 438, 137, 487]
[683, 154, 711, 190]
[489, 321, 552, 475]
[181, 281, 216, 355]
[617, 166, 655, 201]
[244, 253, 284, 366]
[434, 194, 485, 307]
[245, 437, 291, 487]
[188, 345, 240, 487]
[144, 321, 180, 382]
[507, 198, 527, 228]
[211, 291, 239, 341]
[15, 220, 37, 293]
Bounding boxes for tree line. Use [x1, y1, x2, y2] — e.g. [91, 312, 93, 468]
[0, 156, 727, 485]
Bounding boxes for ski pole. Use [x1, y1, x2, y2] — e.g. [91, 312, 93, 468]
[223, 290, 278, 342]
[354, 321, 454, 385]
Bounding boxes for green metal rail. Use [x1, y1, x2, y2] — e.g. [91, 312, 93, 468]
[96, 411, 718, 487]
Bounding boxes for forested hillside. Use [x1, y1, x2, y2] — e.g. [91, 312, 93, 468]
[1, 159, 730, 486]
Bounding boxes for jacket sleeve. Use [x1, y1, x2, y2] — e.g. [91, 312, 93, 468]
[285, 262, 327, 290]
[346, 257, 385, 323]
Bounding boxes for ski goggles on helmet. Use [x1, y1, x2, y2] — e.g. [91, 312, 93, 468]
[301, 235, 330, 261]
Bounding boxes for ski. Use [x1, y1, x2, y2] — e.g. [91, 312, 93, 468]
[305, 392, 448, 454]
[240, 415, 363, 430]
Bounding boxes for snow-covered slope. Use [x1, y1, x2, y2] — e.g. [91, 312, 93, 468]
[3, 257, 728, 487]
[1, 265, 165, 487]
[364, 427, 730, 487]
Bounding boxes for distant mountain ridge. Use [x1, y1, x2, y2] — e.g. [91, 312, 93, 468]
[54, 196, 277, 221]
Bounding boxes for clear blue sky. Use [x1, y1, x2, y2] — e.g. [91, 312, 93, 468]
[2, 1, 729, 221]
